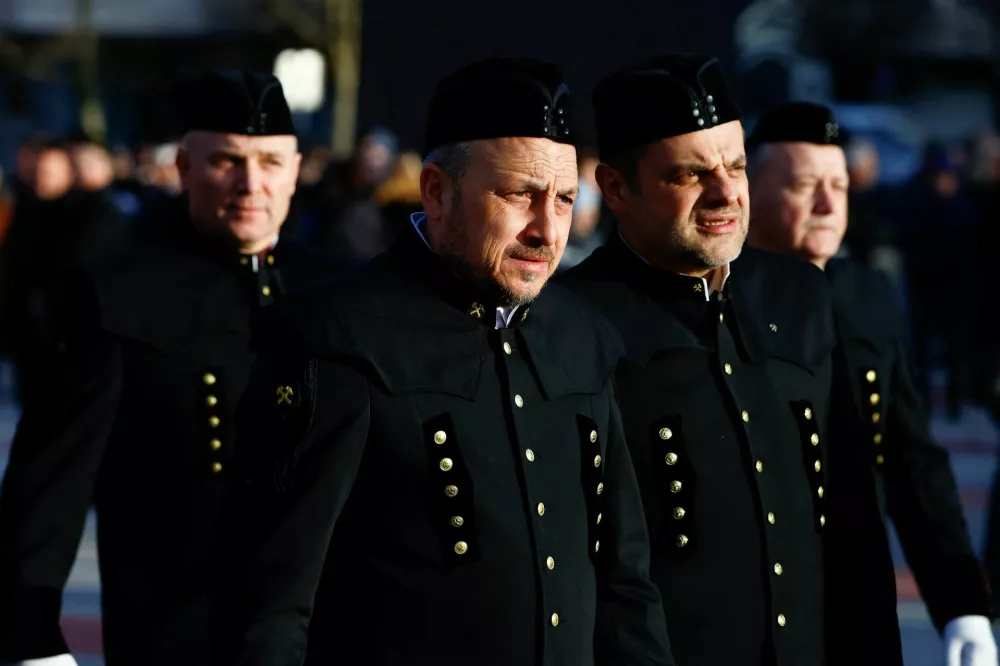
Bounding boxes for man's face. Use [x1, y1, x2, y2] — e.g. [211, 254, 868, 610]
[178, 131, 301, 253]
[600, 120, 750, 275]
[748, 142, 848, 267]
[423, 137, 578, 307]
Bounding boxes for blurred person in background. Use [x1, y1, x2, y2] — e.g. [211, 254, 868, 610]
[312, 127, 399, 268]
[374, 149, 423, 242]
[0, 137, 127, 408]
[559, 146, 606, 270]
[0, 70, 334, 666]
[898, 143, 981, 420]
[747, 101, 995, 666]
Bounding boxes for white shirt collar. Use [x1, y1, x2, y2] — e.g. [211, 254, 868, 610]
[411, 212, 520, 328]
[618, 229, 731, 302]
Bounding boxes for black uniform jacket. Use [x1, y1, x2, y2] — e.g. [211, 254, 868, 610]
[214, 226, 673, 666]
[826, 258, 990, 630]
[0, 200, 335, 665]
[560, 234, 902, 666]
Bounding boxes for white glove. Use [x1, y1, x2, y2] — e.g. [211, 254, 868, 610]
[0, 655, 79, 666]
[945, 616, 998, 666]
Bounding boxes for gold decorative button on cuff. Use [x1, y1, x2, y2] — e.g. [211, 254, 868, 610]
[450, 516, 464, 528]
[665, 452, 678, 465]
[659, 427, 673, 440]
[433, 431, 447, 445]
[676, 534, 689, 547]
[454, 541, 468, 555]
[439, 458, 454, 472]
[673, 507, 686, 519]
[670, 481, 682, 493]
[445, 485, 459, 498]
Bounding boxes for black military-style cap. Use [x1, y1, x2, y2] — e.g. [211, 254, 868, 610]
[423, 57, 574, 157]
[593, 54, 742, 159]
[177, 70, 296, 136]
[747, 101, 843, 149]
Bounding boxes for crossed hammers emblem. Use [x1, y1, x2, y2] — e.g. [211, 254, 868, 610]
[468, 303, 485, 319]
[276, 385, 294, 405]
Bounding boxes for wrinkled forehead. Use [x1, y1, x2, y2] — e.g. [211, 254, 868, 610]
[780, 142, 848, 176]
[185, 131, 299, 156]
[474, 137, 578, 183]
[651, 120, 747, 166]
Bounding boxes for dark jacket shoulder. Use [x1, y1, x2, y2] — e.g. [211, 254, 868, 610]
[825, 258, 903, 344]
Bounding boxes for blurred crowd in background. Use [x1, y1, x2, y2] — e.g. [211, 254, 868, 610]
[2, 117, 1000, 417]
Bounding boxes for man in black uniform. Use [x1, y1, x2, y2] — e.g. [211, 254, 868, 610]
[559, 54, 902, 665]
[0, 71, 334, 666]
[746, 101, 996, 666]
[215, 58, 671, 666]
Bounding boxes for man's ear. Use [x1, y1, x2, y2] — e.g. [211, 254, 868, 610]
[420, 163, 451, 222]
[595, 162, 632, 217]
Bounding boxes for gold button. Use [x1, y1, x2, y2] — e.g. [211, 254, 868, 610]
[673, 507, 686, 519]
[804, 407, 813, 420]
[724, 363, 733, 375]
[872, 412, 881, 424]
[597, 482, 604, 495]
[741, 410, 750, 423]
[670, 480, 682, 493]
[810, 433, 820, 446]
[551, 613, 560, 627]
[817, 486, 825, 498]
[590, 430, 598, 443]
[869, 393, 880, 406]
[813, 460, 821, 472]
[240, 257, 249, 265]
[546, 556, 555, 570]
[445, 485, 459, 498]
[719, 313, 724, 323]
[767, 512, 776, 525]
[450, 516, 464, 528]
[676, 534, 689, 547]
[537, 503, 545, 516]
[433, 430, 447, 445]
[774, 563, 783, 576]
[503, 342, 512, 355]
[267, 255, 275, 265]
[514, 394, 524, 408]
[593, 455, 601, 468]
[820, 514, 826, 527]
[209, 416, 220, 428]
[203, 372, 217, 385]
[659, 427, 673, 440]
[261, 286, 271, 297]
[212, 462, 223, 473]
[755, 460, 764, 473]
[596, 513, 602, 525]
[777, 614, 786, 627]
[874, 433, 883, 445]
[594, 541, 600, 553]
[866, 369, 877, 383]
[665, 452, 679, 465]
[210, 438, 222, 451]
[525, 449, 535, 462]
[876, 454, 885, 465]
[206, 395, 218, 407]
[454, 541, 468, 555]
[439, 458, 454, 472]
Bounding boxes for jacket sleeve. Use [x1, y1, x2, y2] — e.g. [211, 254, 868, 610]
[594, 384, 675, 666]
[884, 340, 990, 629]
[0, 276, 122, 661]
[214, 350, 371, 666]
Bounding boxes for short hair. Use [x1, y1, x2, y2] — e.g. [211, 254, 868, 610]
[602, 143, 649, 193]
[422, 141, 473, 182]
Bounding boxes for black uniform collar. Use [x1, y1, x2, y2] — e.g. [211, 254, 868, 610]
[604, 231, 732, 304]
[389, 216, 534, 328]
